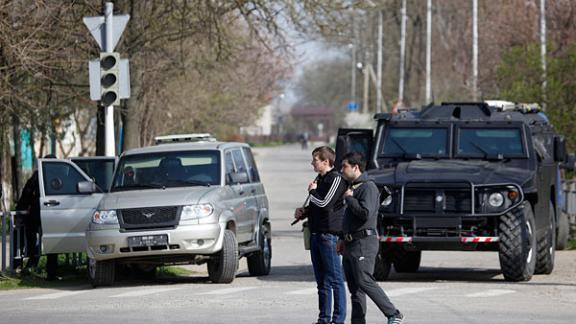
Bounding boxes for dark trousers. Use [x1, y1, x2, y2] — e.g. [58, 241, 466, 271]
[11, 219, 40, 268]
[310, 233, 347, 324]
[343, 235, 398, 324]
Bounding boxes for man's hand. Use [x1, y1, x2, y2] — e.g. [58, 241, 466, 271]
[344, 189, 353, 197]
[308, 181, 317, 191]
[336, 240, 344, 255]
[294, 207, 305, 220]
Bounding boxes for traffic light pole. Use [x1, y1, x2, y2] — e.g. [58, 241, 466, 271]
[104, 2, 115, 157]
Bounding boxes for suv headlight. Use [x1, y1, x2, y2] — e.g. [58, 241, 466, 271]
[93, 210, 118, 224]
[181, 204, 214, 220]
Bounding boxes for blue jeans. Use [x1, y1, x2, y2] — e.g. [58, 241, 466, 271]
[310, 233, 347, 324]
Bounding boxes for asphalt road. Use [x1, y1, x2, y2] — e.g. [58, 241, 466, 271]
[1, 144, 575, 323]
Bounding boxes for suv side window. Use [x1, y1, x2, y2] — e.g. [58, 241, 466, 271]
[231, 149, 249, 184]
[225, 151, 235, 185]
[43, 162, 88, 195]
[242, 147, 260, 182]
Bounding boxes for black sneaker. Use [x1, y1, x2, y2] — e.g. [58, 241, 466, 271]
[387, 312, 404, 324]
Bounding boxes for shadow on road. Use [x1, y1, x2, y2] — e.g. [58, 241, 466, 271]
[238, 264, 316, 283]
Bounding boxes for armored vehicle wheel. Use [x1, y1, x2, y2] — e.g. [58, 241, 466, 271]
[535, 204, 556, 274]
[556, 211, 570, 250]
[373, 245, 392, 281]
[247, 223, 271, 276]
[498, 203, 536, 281]
[88, 258, 115, 287]
[393, 250, 421, 273]
[208, 230, 238, 283]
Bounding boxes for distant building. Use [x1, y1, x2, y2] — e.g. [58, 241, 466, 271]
[290, 105, 335, 139]
[241, 104, 273, 136]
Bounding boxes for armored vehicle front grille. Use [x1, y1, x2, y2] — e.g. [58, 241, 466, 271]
[404, 190, 435, 212]
[119, 206, 180, 230]
[403, 183, 472, 214]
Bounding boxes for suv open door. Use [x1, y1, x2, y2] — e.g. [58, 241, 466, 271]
[38, 158, 111, 254]
[334, 128, 374, 170]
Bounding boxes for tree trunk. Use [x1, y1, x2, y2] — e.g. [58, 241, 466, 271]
[11, 113, 22, 202]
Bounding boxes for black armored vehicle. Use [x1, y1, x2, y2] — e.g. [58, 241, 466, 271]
[336, 102, 566, 282]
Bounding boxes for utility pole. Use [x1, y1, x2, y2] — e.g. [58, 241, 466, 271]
[103, 2, 115, 156]
[425, 0, 432, 104]
[540, 0, 547, 111]
[377, 10, 384, 113]
[350, 13, 357, 112]
[398, 0, 407, 107]
[472, 0, 478, 101]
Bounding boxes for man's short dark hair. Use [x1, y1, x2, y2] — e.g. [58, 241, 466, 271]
[342, 152, 366, 172]
[312, 146, 335, 167]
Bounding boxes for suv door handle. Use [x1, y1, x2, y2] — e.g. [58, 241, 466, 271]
[250, 189, 256, 194]
[44, 200, 60, 207]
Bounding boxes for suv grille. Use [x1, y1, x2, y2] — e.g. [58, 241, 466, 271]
[119, 206, 180, 230]
[403, 183, 472, 214]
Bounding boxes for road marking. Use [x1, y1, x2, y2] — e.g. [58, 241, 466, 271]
[466, 289, 516, 298]
[110, 287, 180, 298]
[24, 290, 89, 300]
[197, 287, 257, 295]
[386, 287, 439, 297]
[286, 288, 317, 295]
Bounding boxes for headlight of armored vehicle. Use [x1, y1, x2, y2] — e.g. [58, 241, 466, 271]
[380, 186, 394, 207]
[381, 195, 393, 207]
[181, 204, 214, 220]
[92, 210, 118, 224]
[488, 192, 505, 207]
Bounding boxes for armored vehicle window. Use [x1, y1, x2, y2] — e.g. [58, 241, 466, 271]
[381, 127, 448, 157]
[457, 128, 525, 158]
[43, 162, 88, 195]
[111, 150, 220, 191]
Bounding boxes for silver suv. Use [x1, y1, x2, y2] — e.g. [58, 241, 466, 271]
[37, 136, 271, 286]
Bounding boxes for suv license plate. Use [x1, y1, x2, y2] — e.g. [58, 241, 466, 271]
[127, 234, 168, 247]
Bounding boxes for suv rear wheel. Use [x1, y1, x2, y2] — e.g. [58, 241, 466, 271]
[208, 230, 238, 283]
[89, 258, 115, 287]
[247, 223, 271, 276]
[498, 202, 536, 281]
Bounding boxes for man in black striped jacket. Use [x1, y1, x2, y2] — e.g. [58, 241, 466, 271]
[295, 146, 348, 324]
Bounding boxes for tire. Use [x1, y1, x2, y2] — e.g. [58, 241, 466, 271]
[556, 211, 570, 250]
[498, 202, 536, 282]
[88, 258, 115, 287]
[247, 223, 272, 276]
[535, 203, 555, 274]
[393, 250, 422, 273]
[208, 230, 238, 283]
[373, 244, 392, 281]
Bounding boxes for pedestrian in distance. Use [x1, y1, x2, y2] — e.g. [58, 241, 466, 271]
[294, 146, 348, 324]
[338, 152, 404, 324]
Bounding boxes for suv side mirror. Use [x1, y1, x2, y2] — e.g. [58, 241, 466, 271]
[554, 136, 566, 163]
[77, 181, 97, 194]
[562, 153, 576, 171]
[229, 171, 249, 184]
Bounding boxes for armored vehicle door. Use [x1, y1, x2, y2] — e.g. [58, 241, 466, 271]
[38, 159, 105, 254]
[335, 128, 374, 170]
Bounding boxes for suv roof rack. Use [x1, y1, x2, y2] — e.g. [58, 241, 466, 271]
[154, 133, 217, 145]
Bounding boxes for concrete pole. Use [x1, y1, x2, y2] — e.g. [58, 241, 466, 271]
[377, 10, 383, 113]
[350, 14, 357, 112]
[104, 2, 115, 157]
[398, 0, 407, 106]
[425, 0, 432, 104]
[472, 0, 478, 101]
[540, 0, 547, 111]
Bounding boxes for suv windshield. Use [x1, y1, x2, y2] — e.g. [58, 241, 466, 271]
[457, 128, 524, 158]
[381, 127, 448, 157]
[111, 150, 220, 191]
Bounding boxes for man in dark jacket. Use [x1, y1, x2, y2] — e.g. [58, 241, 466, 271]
[338, 152, 404, 324]
[294, 146, 348, 324]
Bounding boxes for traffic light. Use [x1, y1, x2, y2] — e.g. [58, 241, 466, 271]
[100, 52, 120, 106]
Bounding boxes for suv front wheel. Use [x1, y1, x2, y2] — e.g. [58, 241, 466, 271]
[88, 257, 115, 287]
[208, 229, 238, 283]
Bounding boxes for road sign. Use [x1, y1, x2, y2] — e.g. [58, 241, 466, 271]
[83, 15, 129, 52]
